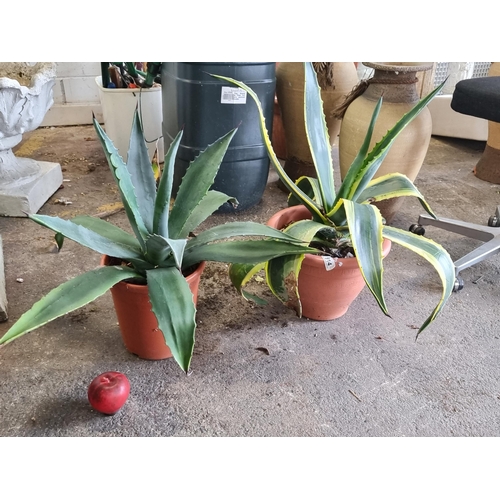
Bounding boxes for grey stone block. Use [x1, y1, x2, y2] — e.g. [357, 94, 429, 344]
[0, 160, 63, 217]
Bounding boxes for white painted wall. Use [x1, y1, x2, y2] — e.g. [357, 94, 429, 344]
[41, 62, 103, 126]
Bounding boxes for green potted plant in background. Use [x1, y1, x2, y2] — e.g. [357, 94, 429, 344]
[214, 63, 455, 334]
[0, 110, 318, 373]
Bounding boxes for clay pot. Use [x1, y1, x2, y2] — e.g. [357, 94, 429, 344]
[339, 62, 433, 223]
[267, 205, 391, 320]
[101, 256, 206, 360]
[276, 62, 359, 183]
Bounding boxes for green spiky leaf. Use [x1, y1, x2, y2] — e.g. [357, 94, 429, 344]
[147, 267, 197, 373]
[0, 266, 140, 346]
[210, 72, 325, 222]
[344, 199, 389, 316]
[304, 62, 335, 211]
[126, 109, 157, 233]
[93, 115, 148, 246]
[169, 128, 237, 239]
[154, 129, 183, 238]
[382, 225, 455, 335]
[30, 214, 143, 261]
[229, 262, 268, 305]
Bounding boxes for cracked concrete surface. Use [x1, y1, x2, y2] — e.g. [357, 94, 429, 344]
[0, 126, 499, 436]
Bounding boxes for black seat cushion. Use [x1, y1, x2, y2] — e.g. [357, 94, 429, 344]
[451, 76, 500, 122]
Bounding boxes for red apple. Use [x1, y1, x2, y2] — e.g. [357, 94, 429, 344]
[88, 371, 130, 415]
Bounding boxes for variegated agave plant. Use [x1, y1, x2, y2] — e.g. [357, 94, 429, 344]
[214, 62, 455, 334]
[0, 109, 319, 373]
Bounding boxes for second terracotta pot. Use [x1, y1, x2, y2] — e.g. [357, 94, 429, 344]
[101, 256, 206, 360]
[267, 205, 391, 320]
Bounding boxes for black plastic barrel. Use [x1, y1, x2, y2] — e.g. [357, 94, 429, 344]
[161, 62, 275, 212]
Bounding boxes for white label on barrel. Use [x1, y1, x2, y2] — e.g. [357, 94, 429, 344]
[322, 256, 338, 271]
[221, 87, 247, 104]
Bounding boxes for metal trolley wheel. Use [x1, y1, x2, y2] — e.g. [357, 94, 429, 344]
[453, 276, 464, 292]
[409, 223, 426, 236]
[488, 214, 500, 227]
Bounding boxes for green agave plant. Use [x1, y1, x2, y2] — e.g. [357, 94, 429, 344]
[0, 109, 319, 373]
[214, 62, 455, 334]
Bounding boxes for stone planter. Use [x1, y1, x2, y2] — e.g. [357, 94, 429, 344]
[0, 62, 62, 217]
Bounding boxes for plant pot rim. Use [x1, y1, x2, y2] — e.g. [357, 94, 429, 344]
[100, 255, 206, 291]
[267, 205, 391, 268]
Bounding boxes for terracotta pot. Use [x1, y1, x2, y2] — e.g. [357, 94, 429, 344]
[338, 62, 433, 223]
[267, 205, 391, 320]
[276, 62, 359, 183]
[101, 256, 206, 360]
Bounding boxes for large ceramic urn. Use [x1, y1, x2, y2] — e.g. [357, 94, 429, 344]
[0, 62, 62, 217]
[338, 62, 433, 223]
[276, 62, 359, 184]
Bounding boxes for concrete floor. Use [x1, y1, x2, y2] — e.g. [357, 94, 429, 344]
[0, 125, 499, 437]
